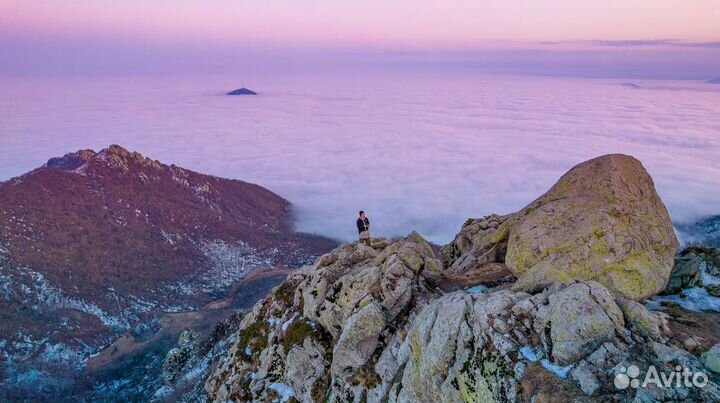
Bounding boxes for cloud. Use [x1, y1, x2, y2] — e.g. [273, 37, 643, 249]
[1, 73, 719, 244]
[539, 39, 720, 49]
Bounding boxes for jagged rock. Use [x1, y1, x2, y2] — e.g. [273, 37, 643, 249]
[570, 362, 600, 396]
[440, 214, 513, 274]
[685, 247, 720, 276]
[200, 156, 720, 403]
[703, 344, 720, 373]
[204, 237, 720, 403]
[285, 338, 328, 402]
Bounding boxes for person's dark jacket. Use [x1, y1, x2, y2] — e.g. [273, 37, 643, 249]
[356, 217, 369, 234]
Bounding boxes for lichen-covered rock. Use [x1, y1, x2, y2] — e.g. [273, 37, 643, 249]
[616, 298, 666, 340]
[533, 281, 624, 365]
[440, 214, 513, 274]
[204, 238, 720, 403]
[331, 303, 386, 380]
[199, 157, 720, 403]
[285, 338, 329, 402]
[204, 234, 442, 402]
[441, 155, 678, 301]
[503, 154, 678, 300]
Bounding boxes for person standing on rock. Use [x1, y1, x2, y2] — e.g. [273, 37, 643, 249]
[357, 211, 371, 246]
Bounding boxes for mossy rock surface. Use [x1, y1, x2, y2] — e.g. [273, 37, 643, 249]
[504, 154, 679, 300]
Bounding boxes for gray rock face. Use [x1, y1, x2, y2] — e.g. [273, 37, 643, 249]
[285, 338, 328, 402]
[535, 281, 624, 365]
[331, 303, 386, 380]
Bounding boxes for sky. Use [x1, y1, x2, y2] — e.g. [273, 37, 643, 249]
[1, 1, 719, 77]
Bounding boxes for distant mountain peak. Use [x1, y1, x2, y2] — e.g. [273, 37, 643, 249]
[227, 87, 257, 95]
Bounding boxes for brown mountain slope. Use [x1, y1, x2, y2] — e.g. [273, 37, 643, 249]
[0, 145, 337, 398]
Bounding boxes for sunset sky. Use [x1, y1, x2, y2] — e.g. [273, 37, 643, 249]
[1, 0, 719, 76]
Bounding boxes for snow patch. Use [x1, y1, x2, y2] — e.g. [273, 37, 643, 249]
[465, 284, 488, 294]
[540, 359, 573, 379]
[200, 240, 277, 294]
[519, 345, 538, 362]
[268, 382, 295, 402]
[281, 314, 297, 332]
[647, 287, 720, 312]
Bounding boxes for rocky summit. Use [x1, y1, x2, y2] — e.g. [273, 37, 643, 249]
[200, 241, 719, 402]
[187, 154, 720, 403]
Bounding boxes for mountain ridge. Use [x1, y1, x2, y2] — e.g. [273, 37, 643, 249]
[0, 145, 337, 400]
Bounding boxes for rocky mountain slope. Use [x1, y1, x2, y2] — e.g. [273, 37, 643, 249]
[193, 154, 720, 402]
[0, 145, 336, 400]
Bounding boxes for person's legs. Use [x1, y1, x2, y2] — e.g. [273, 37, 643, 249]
[359, 230, 371, 247]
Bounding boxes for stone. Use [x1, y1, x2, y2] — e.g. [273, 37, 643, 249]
[284, 338, 328, 402]
[331, 302, 386, 380]
[541, 282, 624, 365]
[683, 336, 701, 352]
[702, 344, 720, 373]
[616, 298, 662, 340]
[666, 251, 703, 294]
[504, 154, 679, 300]
[570, 362, 600, 395]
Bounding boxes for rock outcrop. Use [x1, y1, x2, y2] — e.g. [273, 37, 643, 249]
[198, 154, 712, 403]
[443, 154, 679, 300]
[203, 236, 720, 402]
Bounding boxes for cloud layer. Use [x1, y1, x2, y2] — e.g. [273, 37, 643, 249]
[1, 73, 719, 243]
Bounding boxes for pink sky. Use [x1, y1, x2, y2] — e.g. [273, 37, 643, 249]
[1, 1, 719, 77]
[2, 0, 719, 49]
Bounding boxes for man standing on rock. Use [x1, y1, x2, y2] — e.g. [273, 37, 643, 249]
[357, 211, 371, 246]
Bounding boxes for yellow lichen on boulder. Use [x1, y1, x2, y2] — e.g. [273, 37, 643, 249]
[505, 154, 679, 300]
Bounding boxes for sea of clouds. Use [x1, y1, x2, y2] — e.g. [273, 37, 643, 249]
[1, 72, 719, 243]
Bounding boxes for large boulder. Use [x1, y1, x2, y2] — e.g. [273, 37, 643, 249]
[502, 154, 678, 300]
